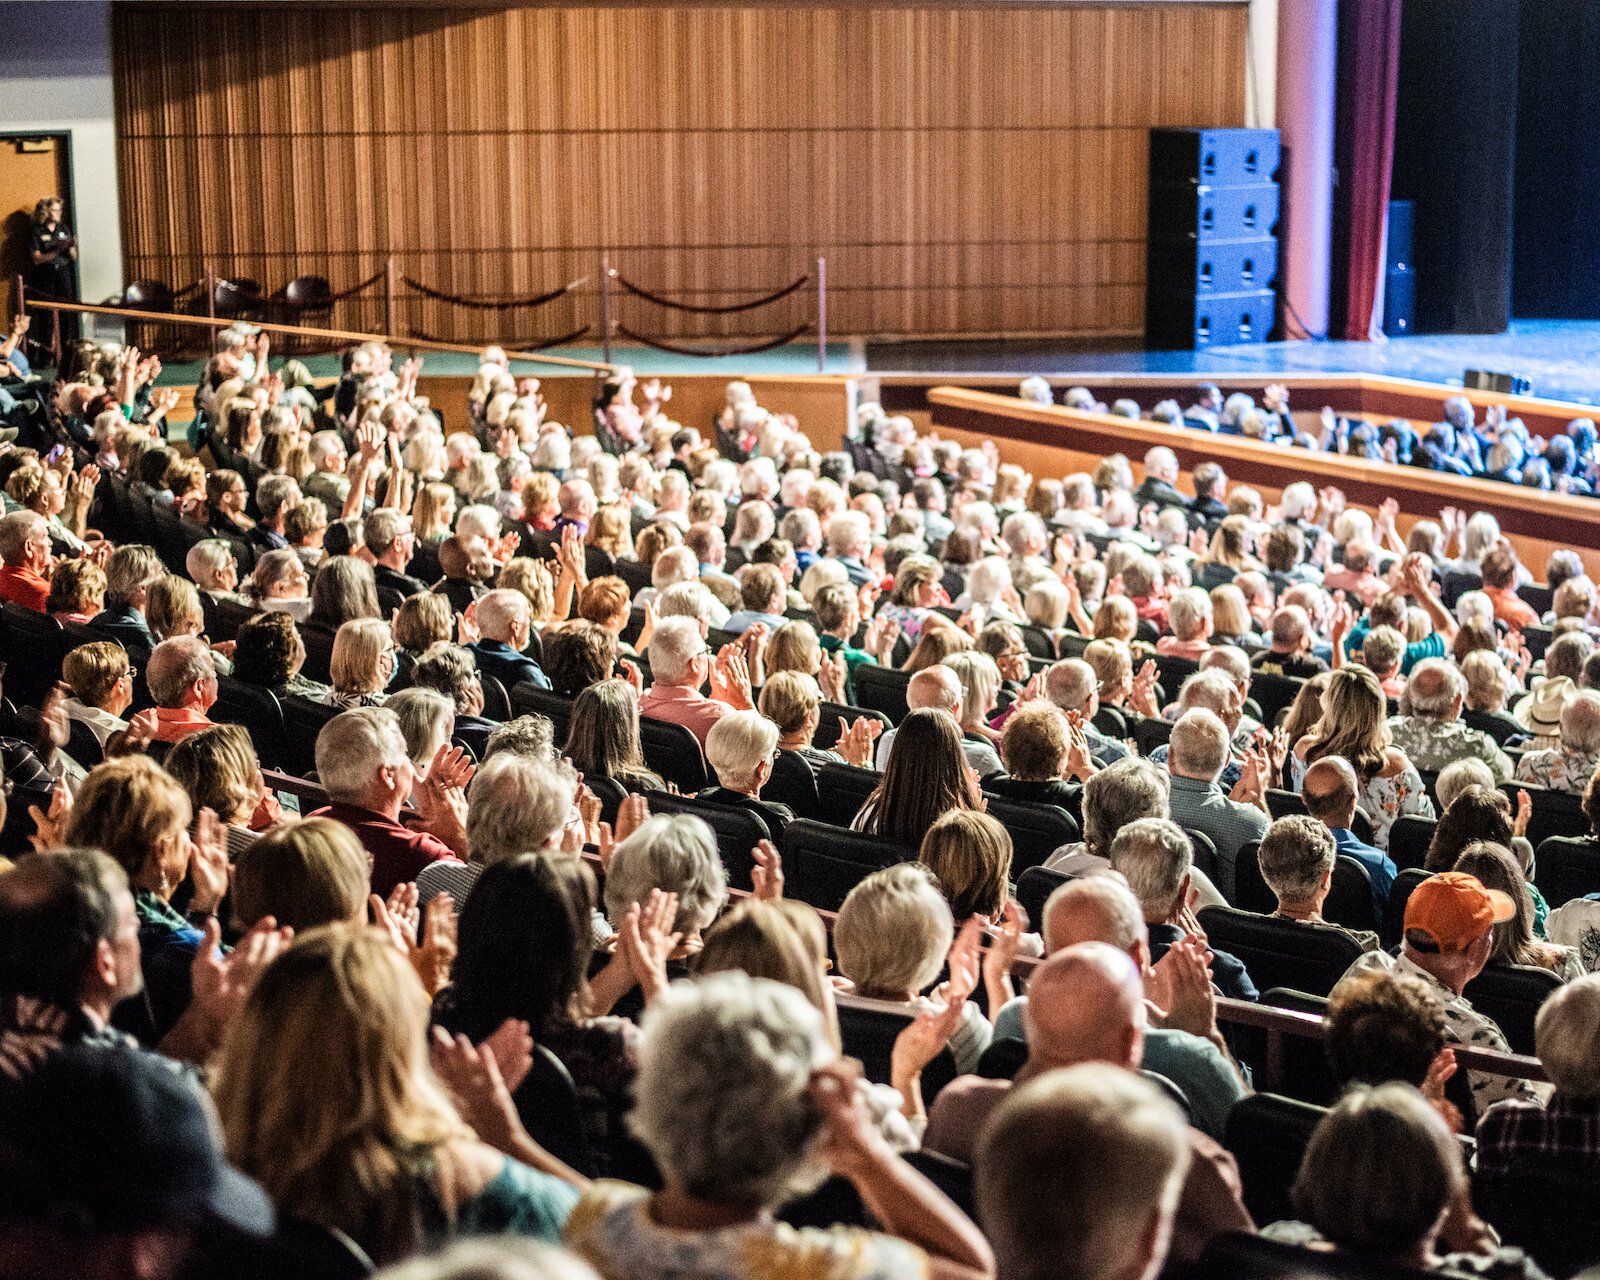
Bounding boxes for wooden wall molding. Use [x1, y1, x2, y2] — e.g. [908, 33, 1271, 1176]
[112, 3, 1248, 342]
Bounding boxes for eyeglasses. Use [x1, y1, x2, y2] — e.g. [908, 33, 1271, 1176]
[121, 666, 137, 681]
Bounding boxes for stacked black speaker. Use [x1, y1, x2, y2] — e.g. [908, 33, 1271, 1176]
[1145, 127, 1281, 350]
[1382, 199, 1415, 336]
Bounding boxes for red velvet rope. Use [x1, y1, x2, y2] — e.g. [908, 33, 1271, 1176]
[407, 324, 591, 350]
[612, 271, 808, 314]
[402, 276, 582, 311]
[613, 321, 811, 358]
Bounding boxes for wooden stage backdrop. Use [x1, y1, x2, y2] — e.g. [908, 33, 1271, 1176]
[111, 2, 1248, 345]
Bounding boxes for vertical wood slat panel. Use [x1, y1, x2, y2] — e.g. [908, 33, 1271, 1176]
[112, 3, 1248, 343]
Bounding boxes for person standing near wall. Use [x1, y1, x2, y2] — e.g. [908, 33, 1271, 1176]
[28, 197, 77, 355]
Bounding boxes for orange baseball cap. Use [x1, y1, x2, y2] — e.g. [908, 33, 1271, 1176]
[1403, 872, 1515, 953]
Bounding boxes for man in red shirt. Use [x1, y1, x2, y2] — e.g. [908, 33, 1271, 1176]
[309, 705, 469, 897]
[0, 510, 53, 611]
[145, 637, 220, 744]
[637, 615, 754, 747]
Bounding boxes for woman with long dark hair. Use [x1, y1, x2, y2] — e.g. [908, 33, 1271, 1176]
[852, 709, 983, 847]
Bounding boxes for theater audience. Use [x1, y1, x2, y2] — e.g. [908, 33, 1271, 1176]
[3, 347, 1592, 1275]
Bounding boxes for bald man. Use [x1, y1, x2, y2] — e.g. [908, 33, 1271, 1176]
[924, 941, 1253, 1264]
[991, 875, 1248, 1141]
[1300, 755, 1396, 911]
[872, 664, 1002, 776]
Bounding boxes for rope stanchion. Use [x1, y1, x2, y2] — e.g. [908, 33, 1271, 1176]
[402, 277, 585, 311]
[614, 321, 812, 358]
[612, 272, 808, 314]
[407, 324, 591, 351]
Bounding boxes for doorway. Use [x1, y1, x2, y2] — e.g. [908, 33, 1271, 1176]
[0, 133, 74, 320]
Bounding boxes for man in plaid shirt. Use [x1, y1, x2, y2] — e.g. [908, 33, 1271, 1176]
[1478, 974, 1600, 1174]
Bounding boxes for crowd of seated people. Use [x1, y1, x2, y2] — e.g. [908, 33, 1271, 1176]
[1, 324, 1600, 1278]
[1017, 375, 1600, 496]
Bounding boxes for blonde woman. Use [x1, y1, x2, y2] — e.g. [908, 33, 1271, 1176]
[497, 557, 557, 628]
[63, 755, 230, 1045]
[1291, 665, 1435, 848]
[413, 481, 458, 545]
[834, 863, 998, 1074]
[324, 617, 397, 709]
[163, 723, 278, 859]
[210, 926, 582, 1265]
[229, 817, 370, 934]
[941, 651, 1003, 743]
[243, 548, 311, 623]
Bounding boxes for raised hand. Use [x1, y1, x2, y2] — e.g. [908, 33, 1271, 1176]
[618, 657, 644, 693]
[189, 914, 293, 1039]
[819, 649, 848, 703]
[456, 603, 481, 645]
[618, 889, 682, 1002]
[835, 715, 884, 768]
[890, 993, 968, 1087]
[1146, 934, 1217, 1040]
[188, 808, 231, 914]
[26, 776, 73, 852]
[982, 899, 1025, 1013]
[429, 1026, 527, 1156]
[412, 892, 458, 995]
[428, 741, 476, 792]
[751, 839, 784, 901]
[373, 882, 421, 952]
[943, 917, 984, 1004]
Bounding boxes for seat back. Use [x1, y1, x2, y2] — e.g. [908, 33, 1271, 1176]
[1462, 962, 1562, 1056]
[1220, 1094, 1327, 1227]
[1191, 1228, 1439, 1280]
[765, 750, 820, 819]
[1257, 988, 1339, 1105]
[835, 997, 957, 1103]
[210, 677, 291, 771]
[638, 716, 709, 793]
[1507, 783, 1590, 848]
[1198, 904, 1367, 997]
[814, 761, 880, 829]
[283, 274, 335, 310]
[1017, 864, 1070, 928]
[1249, 671, 1306, 726]
[852, 663, 912, 724]
[1183, 826, 1220, 881]
[1265, 787, 1306, 821]
[1474, 1165, 1600, 1278]
[509, 683, 574, 743]
[65, 718, 104, 769]
[1387, 814, 1437, 872]
[642, 791, 768, 891]
[779, 819, 913, 912]
[1129, 714, 1172, 757]
[0, 604, 66, 711]
[1091, 703, 1128, 739]
[1019, 623, 1057, 661]
[207, 596, 260, 644]
[1149, 652, 1200, 696]
[1381, 867, 1433, 948]
[478, 672, 512, 721]
[1323, 855, 1379, 935]
[1534, 835, 1600, 908]
[280, 695, 342, 777]
[1440, 568, 1483, 608]
[982, 796, 1080, 872]
[1233, 841, 1276, 914]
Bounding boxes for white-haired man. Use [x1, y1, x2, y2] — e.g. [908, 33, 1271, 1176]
[1387, 658, 1512, 780]
[309, 706, 469, 897]
[1042, 658, 1127, 766]
[466, 588, 550, 691]
[1164, 708, 1269, 900]
[874, 665, 1003, 775]
[638, 616, 753, 747]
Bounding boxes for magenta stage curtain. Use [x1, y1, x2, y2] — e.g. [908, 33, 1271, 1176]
[1332, 0, 1403, 340]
